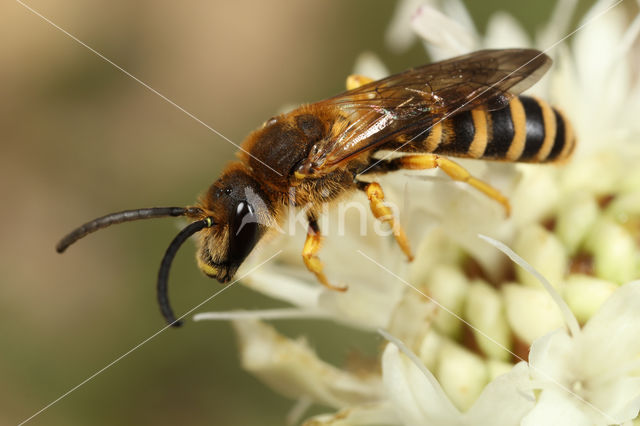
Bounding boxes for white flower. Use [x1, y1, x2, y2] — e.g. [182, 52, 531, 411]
[483, 236, 640, 425]
[523, 304, 640, 425]
[525, 282, 640, 425]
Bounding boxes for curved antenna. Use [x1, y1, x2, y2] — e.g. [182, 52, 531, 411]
[56, 207, 204, 253]
[158, 217, 213, 327]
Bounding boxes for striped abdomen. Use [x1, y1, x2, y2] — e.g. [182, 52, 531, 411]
[402, 96, 575, 163]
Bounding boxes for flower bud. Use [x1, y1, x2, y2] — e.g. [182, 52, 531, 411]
[563, 274, 617, 323]
[503, 284, 565, 345]
[417, 328, 446, 371]
[425, 265, 470, 338]
[513, 225, 567, 289]
[585, 217, 636, 284]
[436, 341, 488, 411]
[605, 191, 640, 224]
[555, 192, 599, 255]
[465, 279, 512, 361]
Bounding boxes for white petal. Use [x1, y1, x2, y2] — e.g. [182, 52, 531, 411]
[385, 0, 426, 53]
[535, 0, 578, 53]
[463, 362, 535, 426]
[576, 282, 640, 376]
[382, 343, 460, 425]
[528, 329, 574, 385]
[411, 4, 476, 58]
[589, 377, 640, 423]
[547, 44, 581, 115]
[439, 0, 476, 37]
[351, 51, 390, 81]
[241, 265, 322, 309]
[194, 308, 331, 322]
[316, 277, 404, 330]
[484, 12, 530, 49]
[574, 6, 630, 123]
[233, 319, 383, 408]
[521, 387, 594, 426]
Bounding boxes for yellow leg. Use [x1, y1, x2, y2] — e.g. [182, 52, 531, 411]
[346, 74, 374, 90]
[302, 219, 347, 292]
[361, 182, 414, 261]
[397, 154, 511, 216]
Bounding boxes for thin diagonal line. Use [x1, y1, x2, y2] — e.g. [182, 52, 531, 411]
[357, 249, 616, 423]
[357, 0, 624, 177]
[18, 250, 282, 426]
[16, 0, 282, 177]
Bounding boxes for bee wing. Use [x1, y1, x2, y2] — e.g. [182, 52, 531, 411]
[298, 49, 551, 176]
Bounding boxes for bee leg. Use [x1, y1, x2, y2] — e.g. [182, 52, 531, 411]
[393, 154, 511, 216]
[302, 216, 347, 291]
[358, 181, 414, 261]
[346, 74, 374, 90]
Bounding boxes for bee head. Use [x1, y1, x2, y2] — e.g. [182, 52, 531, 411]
[196, 165, 271, 284]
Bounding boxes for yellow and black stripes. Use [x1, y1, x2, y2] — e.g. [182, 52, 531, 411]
[391, 96, 575, 163]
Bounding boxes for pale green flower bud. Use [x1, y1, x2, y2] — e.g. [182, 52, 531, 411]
[555, 191, 599, 255]
[605, 191, 640, 223]
[417, 328, 445, 371]
[436, 341, 488, 412]
[503, 284, 565, 345]
[584, 217, 636, 284]
[464, 279, 512, 361]
[563, 274, 617, 323]
[425, 265, 469, 338]
[513, 225, 567, 289]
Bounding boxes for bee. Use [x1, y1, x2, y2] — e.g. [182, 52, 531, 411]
[57, 49, 575, 326]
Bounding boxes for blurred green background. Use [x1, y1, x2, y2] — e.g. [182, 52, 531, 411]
[2, 0, 598, 424]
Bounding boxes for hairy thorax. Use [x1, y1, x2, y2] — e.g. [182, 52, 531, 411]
[239, 107, 366, 211]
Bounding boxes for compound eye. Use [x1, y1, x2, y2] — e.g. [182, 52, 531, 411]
[228, 201, 259, 265]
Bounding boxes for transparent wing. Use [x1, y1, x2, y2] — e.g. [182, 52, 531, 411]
[298, 49, 551, 176]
